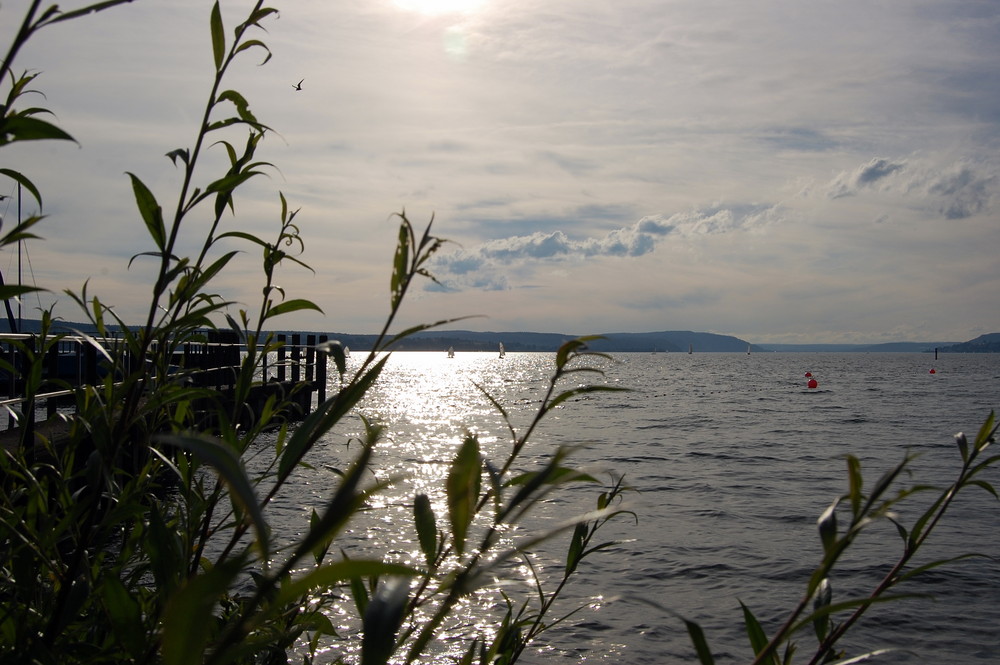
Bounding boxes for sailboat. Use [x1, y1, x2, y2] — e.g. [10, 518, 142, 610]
[498, 342, 505, 358]
[447, 346, 455, 358]
[747, 344, 751, 355]
[688, 343, 693, 354]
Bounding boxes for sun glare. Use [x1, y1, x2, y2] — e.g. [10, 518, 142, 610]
[393, 0, 487, 15]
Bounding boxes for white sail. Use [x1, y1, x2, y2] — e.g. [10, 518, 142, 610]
[499, 342, 506, 358]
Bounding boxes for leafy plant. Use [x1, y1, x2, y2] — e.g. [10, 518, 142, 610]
[652, 411, 998, 665]
[0, 3, 635, 665]
[1, 3, 997, 665]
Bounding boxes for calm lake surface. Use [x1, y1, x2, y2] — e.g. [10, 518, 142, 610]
[267, 351, 1000, 664]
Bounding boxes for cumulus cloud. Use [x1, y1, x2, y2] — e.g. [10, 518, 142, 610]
[824, 156, 996, 220]
[827, 158, 907, 198]
[429, 203, 782, 291]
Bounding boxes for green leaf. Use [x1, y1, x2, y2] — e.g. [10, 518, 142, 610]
[390, 221, 410, 308]
[548, 384, 628, 410]
[160, 434, 269, 559]
[127, 172, 166, 251]
[210, 1, 226, 70]
[973, 411, 997, 452]
[414, 493, 438, 567]
[165, 148, 190, 167]
[895, 552, 989, 584]
[790, 593, 929, 637]
[740, 601, 776, 665]
[817, 499, 838, 555]
[811, 578, 832, 642]
[846, 455, 862, 517]
[362, 577, 410, 665]
[234, 38, 272, 65]
[0, 115, 76, 144]
[38, 0, 139, 25]
[217, 230, 268, 248]
[146, 502, 185, 594]
[685, 619, 715, 665]
[447, 434, 482, 556]
[566, 522, 587, 575]
[266, 298, 324, 319]
[245, 6, 280, 26]
[101, 577, 146, 658]
[275, 560, 418, 607]
[217, 89, 258, 124]
[863, 458, 908, 515]
[0, 285, 43, 301]
[968, 478, 998, 499]
[554, 335, 607, 369]
[195, 251, 239, 289]
[316, 339, 347, 377]
[162, 558, 244, 665]
[278, 358, 387, 478]
[207, 168, 268, 216]
[0, 168, 43, 209]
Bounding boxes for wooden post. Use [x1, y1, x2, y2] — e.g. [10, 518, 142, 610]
[46, 343, 59, 418]
[316, 334, 328, 404]
[291, 334, 301, 383]
[84, 343, 98, 386]
[305, 334, 316, 384]
[277, 334, 286, 382]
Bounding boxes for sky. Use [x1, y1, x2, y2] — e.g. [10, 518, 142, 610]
[1, 0, 998, 344]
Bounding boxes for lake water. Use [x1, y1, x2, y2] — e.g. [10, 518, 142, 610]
[267, 350, 1000, 664]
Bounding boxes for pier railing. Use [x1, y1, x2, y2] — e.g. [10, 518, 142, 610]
[0, 330, 330, 441]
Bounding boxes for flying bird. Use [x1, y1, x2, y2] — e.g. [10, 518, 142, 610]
[292, 78, 304, 91]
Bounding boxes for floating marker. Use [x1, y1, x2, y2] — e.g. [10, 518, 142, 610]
[805, 371, 813, 378]
[929, 368, 936, 374]
[807, 378, 818, 389]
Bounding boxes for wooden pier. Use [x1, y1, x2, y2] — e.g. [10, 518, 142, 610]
[0, 331, 331, 452]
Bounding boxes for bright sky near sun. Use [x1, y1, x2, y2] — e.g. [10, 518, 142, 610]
[1, 0, 998, 343]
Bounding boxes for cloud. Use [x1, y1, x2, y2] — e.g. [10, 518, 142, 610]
[824, 156, 996, 220]
[429, 203, 782, 291]
[827, 158, 907, 199]
[922, 163, 996, 219]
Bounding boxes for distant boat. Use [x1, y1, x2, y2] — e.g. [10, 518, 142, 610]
[498, 342, 505, 358]
[747, 344, 751, 355]
[447, 346, 455, 358]
[688, 343, 693, 354]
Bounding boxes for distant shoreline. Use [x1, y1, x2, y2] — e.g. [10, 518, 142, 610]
[3, 320, 994, 353]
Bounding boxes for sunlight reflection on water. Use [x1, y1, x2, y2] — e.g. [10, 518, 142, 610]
[260, 350, 1000, 665]
[290, 350, 592, 664]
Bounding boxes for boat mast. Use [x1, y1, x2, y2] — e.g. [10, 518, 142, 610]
[0, 182, 18, 334]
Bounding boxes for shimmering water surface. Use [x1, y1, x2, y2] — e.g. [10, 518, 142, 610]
[266, 351, 1000, 664]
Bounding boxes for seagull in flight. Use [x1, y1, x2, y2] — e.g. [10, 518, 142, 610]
[293, 78, 304, 91]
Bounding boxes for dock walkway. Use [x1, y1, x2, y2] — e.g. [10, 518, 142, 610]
[0, 332, 330, 453]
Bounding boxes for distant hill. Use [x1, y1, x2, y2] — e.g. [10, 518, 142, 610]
[394, 330, 756, 353]
[758, 341, 959, 353]
[0, 318, 994, 353]
[937, 333, 1000, 353]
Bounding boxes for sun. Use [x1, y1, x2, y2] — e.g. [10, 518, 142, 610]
[392, 0, 487, 15]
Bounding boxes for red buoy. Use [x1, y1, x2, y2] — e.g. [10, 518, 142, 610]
[807, 378, 818, 389]
[805, 372, 813, 378]
[929, 368, 936, 374]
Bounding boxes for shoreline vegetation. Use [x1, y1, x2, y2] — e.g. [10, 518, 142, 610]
[1, 3, 997, 665]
